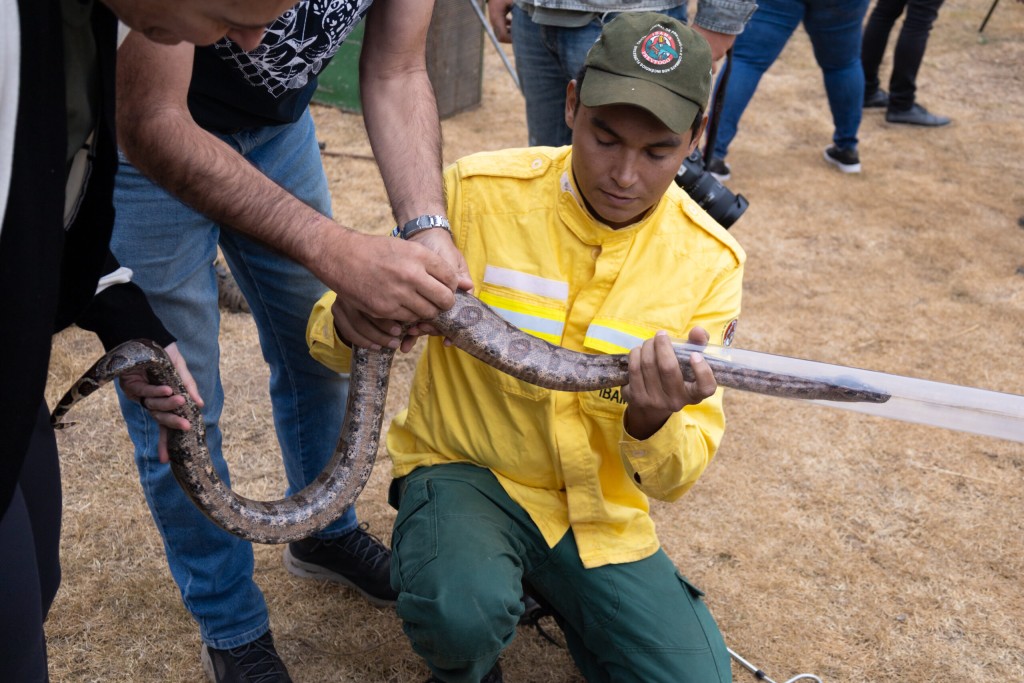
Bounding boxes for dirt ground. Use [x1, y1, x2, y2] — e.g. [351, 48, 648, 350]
[44, 2, 1023, 681]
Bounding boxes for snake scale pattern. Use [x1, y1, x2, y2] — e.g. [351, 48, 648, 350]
[51, 290, 889, 544]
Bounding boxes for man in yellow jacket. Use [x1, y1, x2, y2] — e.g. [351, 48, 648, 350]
[308, 12, 744, 683]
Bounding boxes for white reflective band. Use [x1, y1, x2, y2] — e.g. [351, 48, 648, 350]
[585, 324, 645, 353]
[483, 265, 568, 301]
[489, 306, 565, 338]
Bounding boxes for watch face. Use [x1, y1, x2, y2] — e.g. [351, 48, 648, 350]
[401, 215, 450, 238]
[419, 215, 448, 228]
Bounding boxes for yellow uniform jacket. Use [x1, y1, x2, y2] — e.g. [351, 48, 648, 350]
[308, 146, 745, 568]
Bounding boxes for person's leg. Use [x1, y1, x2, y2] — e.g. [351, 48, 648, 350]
[111, 153, 271, 650]
[512, 5, 690, 147]
[511, 5, 580, 147]
[803, 0, 871, 151]
[712, 0, 803, 160]
[0, 402, 62, 683]
[861, 0, 907, 98]
[226, 111, 394, 604]
[217, 110, 353, 535]
[530, 538, 731, 683]
[390, 464, 543, 683]
[887, 0, 944, 111]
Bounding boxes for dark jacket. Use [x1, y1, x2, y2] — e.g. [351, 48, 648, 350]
[0, 0, 172, 515]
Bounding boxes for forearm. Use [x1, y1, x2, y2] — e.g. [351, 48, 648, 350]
[359, 0, 446, 225]
[118, 107, 351, 285]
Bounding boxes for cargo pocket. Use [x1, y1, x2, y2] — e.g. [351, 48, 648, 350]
[675, 572, 725, 653]
[675, 572, 731, 681]
[390, 479, 437, 586]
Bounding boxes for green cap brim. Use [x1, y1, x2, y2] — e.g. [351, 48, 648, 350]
[580, 68, 701, 134]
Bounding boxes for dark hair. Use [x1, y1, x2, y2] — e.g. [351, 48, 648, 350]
[572, 65, 703, 138]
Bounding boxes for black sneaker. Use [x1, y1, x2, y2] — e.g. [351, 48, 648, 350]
[864, 89, 889, 108]
[706, 156, 731, 181]
[201, 631, 292, 683]
[885, 103, 951, 127]
[823, 145, 861, 174]
[283, 523, 398, 607]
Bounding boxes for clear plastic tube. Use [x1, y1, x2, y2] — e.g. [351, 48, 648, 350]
[673, 342, 1024, 444]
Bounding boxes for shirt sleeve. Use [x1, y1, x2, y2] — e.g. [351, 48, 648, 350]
[694, 0, 758, 35]
[619, 249, 744, 502]
[307, 290, 353, 373]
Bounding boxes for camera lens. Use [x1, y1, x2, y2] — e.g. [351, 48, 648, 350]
[675, 151, 749, 229]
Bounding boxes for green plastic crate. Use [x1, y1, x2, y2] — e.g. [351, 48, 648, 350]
[313, 0, 483, 118]
[312, 20, 365, 113]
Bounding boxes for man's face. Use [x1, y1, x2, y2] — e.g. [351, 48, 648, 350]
[565, 81, 702, 230]
[102, 0, 296, 51]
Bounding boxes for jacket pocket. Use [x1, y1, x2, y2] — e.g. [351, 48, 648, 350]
[476, 282, 568, 402]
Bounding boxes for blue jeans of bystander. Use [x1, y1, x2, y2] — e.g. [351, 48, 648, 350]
[713, 0, 870, 158]
[511, 4, 690, 147]
[110, 108, 355, 650]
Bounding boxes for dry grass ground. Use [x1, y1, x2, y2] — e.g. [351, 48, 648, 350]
[45, 2, 1023, 681]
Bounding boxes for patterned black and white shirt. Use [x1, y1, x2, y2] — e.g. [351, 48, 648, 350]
[188, 0, 372, 132]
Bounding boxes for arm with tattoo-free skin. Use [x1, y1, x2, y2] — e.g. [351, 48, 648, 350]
[116, 33, 463, 351]
[344, 0, 473, 347]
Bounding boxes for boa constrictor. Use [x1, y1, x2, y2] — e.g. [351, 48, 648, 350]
[51, 290, 888, 544]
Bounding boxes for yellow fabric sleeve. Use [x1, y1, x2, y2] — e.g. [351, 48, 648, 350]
[306, 290, 352, 374]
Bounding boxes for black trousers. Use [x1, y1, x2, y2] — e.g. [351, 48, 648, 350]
[0, 401, 62, 682]
[861, 0, 946, 110]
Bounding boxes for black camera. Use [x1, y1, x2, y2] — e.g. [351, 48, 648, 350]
[674, 150, 748, 229]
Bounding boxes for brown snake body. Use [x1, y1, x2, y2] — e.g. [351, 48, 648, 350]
[51, 290, 889, 544]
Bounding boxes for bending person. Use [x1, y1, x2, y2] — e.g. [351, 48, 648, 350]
[111, 0, 472, 680]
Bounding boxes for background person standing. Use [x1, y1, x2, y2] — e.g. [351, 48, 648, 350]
[861, 0, 951, 126]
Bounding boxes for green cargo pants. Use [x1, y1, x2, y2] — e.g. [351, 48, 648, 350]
[389, 463, 732, 683]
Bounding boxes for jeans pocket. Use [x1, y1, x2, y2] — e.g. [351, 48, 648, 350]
[391, 478, 438, 586]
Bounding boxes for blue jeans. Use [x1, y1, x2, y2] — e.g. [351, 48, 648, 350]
[712, 0, 869, 158]
[511, 4, 690, 147]
[110, 109, 356, 649]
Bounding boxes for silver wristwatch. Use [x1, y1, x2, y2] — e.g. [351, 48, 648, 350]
[392, 214, 452, 240]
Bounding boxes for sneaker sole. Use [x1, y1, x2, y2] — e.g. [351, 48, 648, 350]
[282, 546, 397, 608]
[823, 149, 861, 174]
[200, 645, 217, 683]
[709, 171, 731, 182]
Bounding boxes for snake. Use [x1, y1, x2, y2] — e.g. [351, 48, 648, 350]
[50, 290, 889, 544]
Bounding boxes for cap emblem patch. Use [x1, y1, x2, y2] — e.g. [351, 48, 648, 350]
[634, 26, 682, 73]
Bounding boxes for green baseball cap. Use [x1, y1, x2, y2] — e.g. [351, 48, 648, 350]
[580, 12, 712, 134]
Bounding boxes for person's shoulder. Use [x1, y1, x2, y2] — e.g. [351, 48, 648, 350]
[663, 185, 746, 265]
[450, 146, 569, 181]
